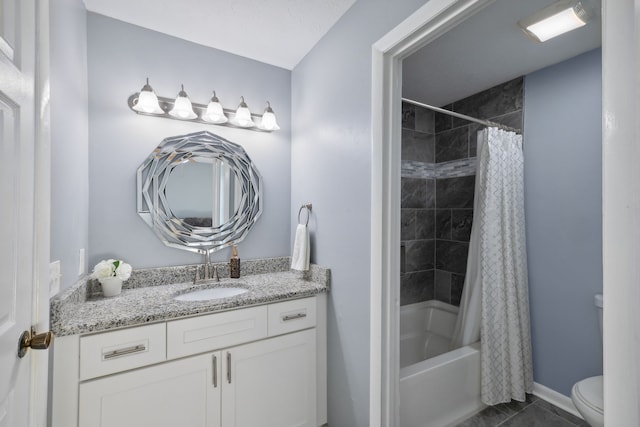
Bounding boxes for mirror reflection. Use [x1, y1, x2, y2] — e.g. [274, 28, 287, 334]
[165, 158, 242, 228]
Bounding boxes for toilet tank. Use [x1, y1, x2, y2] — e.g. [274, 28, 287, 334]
[595, 294, 603, 339]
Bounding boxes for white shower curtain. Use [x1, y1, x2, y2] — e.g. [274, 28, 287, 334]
[451, 127, 533, 405]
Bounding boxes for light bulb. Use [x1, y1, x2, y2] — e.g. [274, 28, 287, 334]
[259, 102, 280, 131]
[202, 91, 228, 124]
[231, 96, 255, 128]
[169, 84, 197, 120]
[132, 78, 163, 114]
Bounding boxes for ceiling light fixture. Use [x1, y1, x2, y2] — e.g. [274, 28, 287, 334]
[169, 84, 197, 120]
[131, 78, 163, 114]
[518, 0, 591, 43]
[258, 102, 280, 131]
[127, 81, 279, 132]
[231, 96, 255, 128]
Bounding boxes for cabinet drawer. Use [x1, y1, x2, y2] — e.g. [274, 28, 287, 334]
[167, 305, 267, 359]
[80, 323, 166, 381]
[268, 297, 317, 337]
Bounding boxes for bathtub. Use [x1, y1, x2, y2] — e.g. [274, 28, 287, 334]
[400, 300, 484, 427]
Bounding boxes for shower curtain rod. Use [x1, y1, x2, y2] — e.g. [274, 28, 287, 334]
[402, 97, 521, 133]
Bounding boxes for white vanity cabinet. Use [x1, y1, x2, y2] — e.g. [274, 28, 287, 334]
[221, 329, 316, 427]
[79, 352, 221, 427]
[52, 295, 326, 427]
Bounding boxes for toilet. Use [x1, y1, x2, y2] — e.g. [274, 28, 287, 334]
[571, 294, 604, 427]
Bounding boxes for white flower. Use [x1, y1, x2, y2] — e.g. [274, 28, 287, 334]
[115, 262, 132, 280]
[91, 259, 133, 281]
[92, 260, 115, 279]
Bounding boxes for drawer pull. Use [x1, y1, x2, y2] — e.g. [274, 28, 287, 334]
[282, 312, 307, 322]
[212, 355, 218, 387]
[103, 344, 146, 360]
[227, 352, 232, 384]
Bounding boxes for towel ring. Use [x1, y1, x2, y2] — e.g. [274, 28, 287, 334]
[298, 203, 312, 226]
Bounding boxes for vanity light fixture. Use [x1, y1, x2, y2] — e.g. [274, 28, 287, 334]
[258, 102, 280, 131]
[518, 0, 591, 42]
[131, 78, 164, 114]
[168, 84, 198, 120]
[202, 91, 228, 124]
[231, 96, 255, 128]
[127, 81, 279, 132]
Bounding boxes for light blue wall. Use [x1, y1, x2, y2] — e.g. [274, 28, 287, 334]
[291, 1, 426, 425]
[86, 14, 292, 270]
[524, 48, 603, 396]
[50, 0, 89, 291]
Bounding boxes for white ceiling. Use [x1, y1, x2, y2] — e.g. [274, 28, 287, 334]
[84, 0, 357, 70]
[402, 0, 602, 107]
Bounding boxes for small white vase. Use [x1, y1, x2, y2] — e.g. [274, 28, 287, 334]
[99, 277, 123, 297]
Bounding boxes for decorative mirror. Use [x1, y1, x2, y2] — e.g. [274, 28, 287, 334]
[137, 131, 263, 254]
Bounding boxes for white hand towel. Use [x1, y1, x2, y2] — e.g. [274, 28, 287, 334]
[291, 224, 310, 271]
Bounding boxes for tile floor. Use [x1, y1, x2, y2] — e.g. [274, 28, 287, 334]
[454, 394, 589, 427]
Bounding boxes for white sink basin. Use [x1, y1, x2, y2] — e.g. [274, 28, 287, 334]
[174, 287, 248, 302]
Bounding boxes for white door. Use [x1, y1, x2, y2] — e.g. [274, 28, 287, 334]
[0, 0, 50, 426]
[222, 329, 317, 427]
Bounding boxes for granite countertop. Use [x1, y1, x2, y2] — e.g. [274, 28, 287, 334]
[51, 257, 330, 337]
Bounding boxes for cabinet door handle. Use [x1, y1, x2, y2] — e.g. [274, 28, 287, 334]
[103, 344, 146, 360]
[282, 312, 307, 321]
[212, 355, 218, 387]
[227, 352, 232, 384]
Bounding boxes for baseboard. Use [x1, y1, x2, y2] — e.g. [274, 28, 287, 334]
[532, 382, 583, 419]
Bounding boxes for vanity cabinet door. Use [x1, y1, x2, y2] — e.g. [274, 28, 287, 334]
[79, 352, 222, 427]
[222, 329, 316, 427]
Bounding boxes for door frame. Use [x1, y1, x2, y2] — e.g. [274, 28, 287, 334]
[600, 1, 640, 426]
[369, 1, 495, 424]
[370, 0, 639, 425]
[31, 1, 51, 426]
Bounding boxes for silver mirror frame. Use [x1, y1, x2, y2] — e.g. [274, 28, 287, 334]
[137, 131, 263, 255]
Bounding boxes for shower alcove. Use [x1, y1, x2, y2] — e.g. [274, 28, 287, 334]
[399, 78, 525, 427]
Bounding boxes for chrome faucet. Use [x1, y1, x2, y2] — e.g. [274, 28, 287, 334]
[193, 252, 220, 283]
[205, 251, 212, 281]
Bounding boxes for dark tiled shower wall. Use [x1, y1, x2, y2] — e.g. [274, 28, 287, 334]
[434, 176, 474, 305]
[435, 77, 524, 135]
[400, 77, 524, 307]
[400, 103, 436, 305]
[432, 77, 523, 306]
